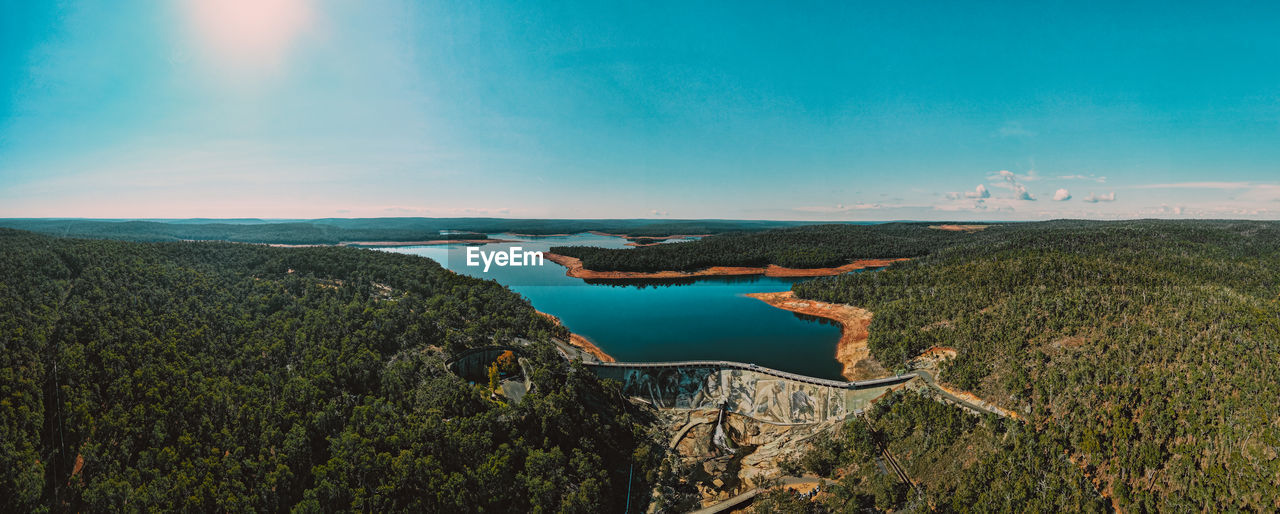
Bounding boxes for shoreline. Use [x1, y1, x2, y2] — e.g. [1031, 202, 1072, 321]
[544, 253, 907, 280]
[535, 310, 616, 363]
[264, 238, 523, 248]
[744, 291, 887, 381]
[622, 234, 708, 247]
[587, 231, 710, 246]
[587, 231, 710, 239]
[341, 238, 522, 246]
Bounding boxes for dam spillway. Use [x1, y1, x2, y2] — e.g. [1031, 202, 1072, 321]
[585, 361, 916, 424]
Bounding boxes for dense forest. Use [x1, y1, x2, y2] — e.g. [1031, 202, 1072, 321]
[791, 220, 1280, 511]
[0, 217, 819, 244]
[755, 389, 1106, 512]
[552, 223, 974, 271]
[0, 229, 663, 511]
[9, 219, 1280, 511]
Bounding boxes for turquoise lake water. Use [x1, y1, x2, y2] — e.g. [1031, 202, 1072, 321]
[377, 234, 851, 380]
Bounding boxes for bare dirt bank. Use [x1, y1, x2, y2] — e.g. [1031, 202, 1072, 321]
[928, 224, 990, 232]
[745, 291, 888, 381]
[536, 311, 616, 363]
[544, 253, 907, 280]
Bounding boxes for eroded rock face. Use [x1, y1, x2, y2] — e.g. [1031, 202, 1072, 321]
[632, 367, 913, 509]
[662, 409, 842, 508]
[595, 365, 893, 423]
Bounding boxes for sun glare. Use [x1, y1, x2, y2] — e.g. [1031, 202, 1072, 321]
[180, 0, 314, 76]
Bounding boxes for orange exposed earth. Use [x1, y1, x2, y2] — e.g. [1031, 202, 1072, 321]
[745, 291, 888, 381]
[536, 311, 616, 363]
[544, 253, 907, 280]
[928, 224, 990, 232]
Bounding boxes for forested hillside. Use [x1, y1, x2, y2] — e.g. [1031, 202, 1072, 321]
[756, 389, 1106, 512]
[552, 223, 973, 271]
[0, 229, 661, 511]
[793, 220, 1280, 511]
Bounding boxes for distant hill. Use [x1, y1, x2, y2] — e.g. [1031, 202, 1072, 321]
[0, 217, 856, 245]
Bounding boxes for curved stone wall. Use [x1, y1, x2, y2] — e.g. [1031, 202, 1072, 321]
[586, 362, 915, 424]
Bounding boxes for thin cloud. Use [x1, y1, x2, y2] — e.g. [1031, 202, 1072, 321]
[792, 203, 896, 213]
[1058, 174, 1107, 183]
[1082, 192, 1117, 203]
[997, 122, 1036, 138]
[1133, 182, 1252, 189]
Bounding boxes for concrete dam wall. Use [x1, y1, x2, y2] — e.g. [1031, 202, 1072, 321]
[586, 361, 916, 424]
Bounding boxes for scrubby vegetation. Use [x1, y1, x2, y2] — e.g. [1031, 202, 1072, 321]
[793, 220, 1280, 511]
[553, 223, 973, 271]
[0, 229, 662, 511]
[759, 389, 1105, 512]
[8, 219, 1279, 511]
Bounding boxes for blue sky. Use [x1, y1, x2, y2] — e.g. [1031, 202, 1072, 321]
[2, 1, 1279, 220]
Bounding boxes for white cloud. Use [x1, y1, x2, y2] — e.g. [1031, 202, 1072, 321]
[1082, 191, 1116, 203]
[947, 184, 990, 200]
[1053, 188, 1071, 201]
[650, 209, 669, 216]
[988, 170, 1036, 200]
[1015, 188, 1035, 201]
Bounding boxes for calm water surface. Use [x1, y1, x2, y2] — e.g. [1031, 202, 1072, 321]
[378, 234, 852, 380]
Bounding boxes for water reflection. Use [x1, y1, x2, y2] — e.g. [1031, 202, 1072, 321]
[378, 233, 853, 380]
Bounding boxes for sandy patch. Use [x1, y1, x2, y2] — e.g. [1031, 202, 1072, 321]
[745, 291, 888, 381]
[916, 346, 957, 362]
[933, 384, 1019, 420]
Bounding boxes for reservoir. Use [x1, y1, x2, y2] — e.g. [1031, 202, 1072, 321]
[378, 233, 852, 380]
